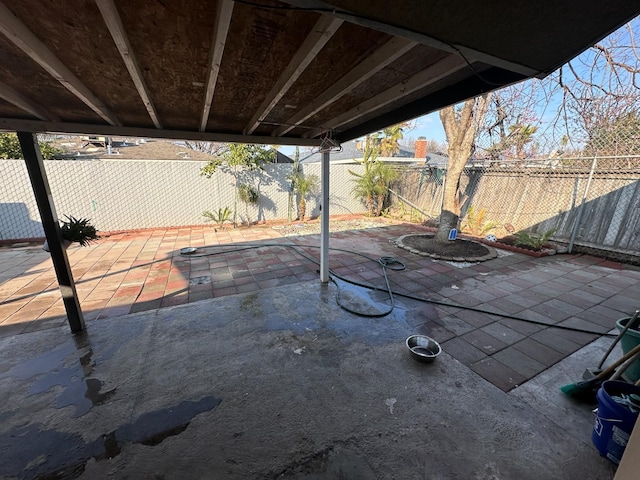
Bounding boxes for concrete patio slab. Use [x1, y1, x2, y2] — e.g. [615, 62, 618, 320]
[0, 281, 618, 479]
[1, 220, 639, 395]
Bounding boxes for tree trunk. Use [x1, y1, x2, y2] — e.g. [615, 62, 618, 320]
[298, 198, 306, 221]
[436, 94, 491, 243]
[376, 192, 385, 216]
[366, 194, 375, 216]
[435, 210, 459, 241]
[233, 167, 238, 227]
[435, 149, 466, 241]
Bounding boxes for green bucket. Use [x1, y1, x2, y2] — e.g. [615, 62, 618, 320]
[616, 317, 640, 383]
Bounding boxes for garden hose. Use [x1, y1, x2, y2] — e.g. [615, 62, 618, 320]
[180, 242, 617, 337]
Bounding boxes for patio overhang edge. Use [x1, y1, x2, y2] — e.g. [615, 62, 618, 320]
[0, 118, 322, 147]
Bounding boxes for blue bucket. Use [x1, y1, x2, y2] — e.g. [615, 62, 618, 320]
[592, 380, 640, 464]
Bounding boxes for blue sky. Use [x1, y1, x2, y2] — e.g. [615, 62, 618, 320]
[278, 16, 638, 155]
[409, 111, 446, 143]
[279, 111, 445, 155]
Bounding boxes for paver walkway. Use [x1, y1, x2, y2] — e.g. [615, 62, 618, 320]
[1, 219, 638, 391]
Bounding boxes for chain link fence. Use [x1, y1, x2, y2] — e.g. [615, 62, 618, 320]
[2, 127, 639, 262]
[391, 150, 640, 260]
[0, 158, 365, 242]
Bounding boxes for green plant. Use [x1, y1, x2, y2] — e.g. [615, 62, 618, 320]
[383, 200, 411, 222]
[237, 184, 259, 223]
[59, 215, 98, 246]
[202, 207, 232, 228]
[461, 206, 498, 236]
[349, 138, 399, 216]
[201, 143, 273, 227]
[287, 170, 319, 220]
[514, 228, 556, 251]
[238, 184, 259, 205]
[0, 132, 63, 159]
[378, 122, 410, 157]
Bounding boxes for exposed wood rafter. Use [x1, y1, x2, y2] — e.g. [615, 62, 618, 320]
[281, 0, 541, 77]
[200, 0, 234, 132]
[96, 0, 161, 129]
[272, 37, 417, 137]
[0, 1, 120, 126]
[244, 15, 343, 135]
[307, 55, 467, 136]
[0, 80, 58, 121]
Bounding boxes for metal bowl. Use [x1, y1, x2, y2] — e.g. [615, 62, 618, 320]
[406, 335, 442, 363]
[180, 247, 197, 255]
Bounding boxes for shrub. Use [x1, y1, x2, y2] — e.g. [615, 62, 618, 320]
[238, 184, 259, 205]
[203, 207, 232, 228]
[0, 133, 64, 159]
[60, 215, 98, 246]
[514, 228, 556, 251]
[461, 206, 498, 237]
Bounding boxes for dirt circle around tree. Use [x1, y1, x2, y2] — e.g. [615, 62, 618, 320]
[395, 234, 497, 262]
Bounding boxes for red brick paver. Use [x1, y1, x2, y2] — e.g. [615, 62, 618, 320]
[2, 219, 639, 392]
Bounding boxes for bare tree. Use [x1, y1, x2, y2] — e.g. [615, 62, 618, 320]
[474, 21, 640, 161]
[436, 93, 491, 242]
[184, 141, 229, 157]
[426, 138, 448, 155]
[403, 136, 416, 154]
[477, 79, 546, 160]
[545, 21, 640, 151]
[429, 20, 640, 247]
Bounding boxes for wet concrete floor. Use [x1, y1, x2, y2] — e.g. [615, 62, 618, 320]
[0, 280, 616, 479]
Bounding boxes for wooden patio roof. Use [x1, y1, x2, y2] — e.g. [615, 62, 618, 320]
[0, 1, 638, 145]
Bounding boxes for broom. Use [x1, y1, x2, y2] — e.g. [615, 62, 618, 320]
[561, 342, 640, 401]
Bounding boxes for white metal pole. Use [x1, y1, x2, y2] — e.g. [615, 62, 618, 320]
[568, 156, 597, 253]
[320, 150, 330, 283]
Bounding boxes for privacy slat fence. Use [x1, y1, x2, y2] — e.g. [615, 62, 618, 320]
[0, 160, 364, 239]
[393, 157, 640, 256]
[2, 156, 639, 259]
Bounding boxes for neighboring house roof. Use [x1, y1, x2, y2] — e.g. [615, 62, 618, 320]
[53, 137, 293, 163]
[298, 139, 417, 164]
[273, 151, 294, 164]
[425, 153, 449, 169]
[53, 137, 217, 161]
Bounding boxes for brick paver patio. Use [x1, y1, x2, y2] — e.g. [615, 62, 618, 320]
[1, 219, 638, 391]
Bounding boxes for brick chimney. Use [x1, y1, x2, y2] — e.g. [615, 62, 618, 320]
[414, 136, 427, 159]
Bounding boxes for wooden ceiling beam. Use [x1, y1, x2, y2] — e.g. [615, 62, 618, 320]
[336, 67, 526, 142]
[200, 0, 234, 132]
[307, 54, 467, 136]
[0, 117, 322, 147]
[96, 0, 161, 129]
[0, 80, 58, 121]
[0, 1, 120, 126]
[272, 36, 417, 137]
[244, 15, 343, 135]
[281, 0, 541, 77]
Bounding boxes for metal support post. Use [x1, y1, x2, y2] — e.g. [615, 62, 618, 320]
[17, 132, 85, 333]
[568, 156, 597, 254]
[320, 151, 330, 283]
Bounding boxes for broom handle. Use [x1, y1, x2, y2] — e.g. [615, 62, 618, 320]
[597, 341, 640, 380]
[610, 349, 640, 381]
[598, 310, 640, 369]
